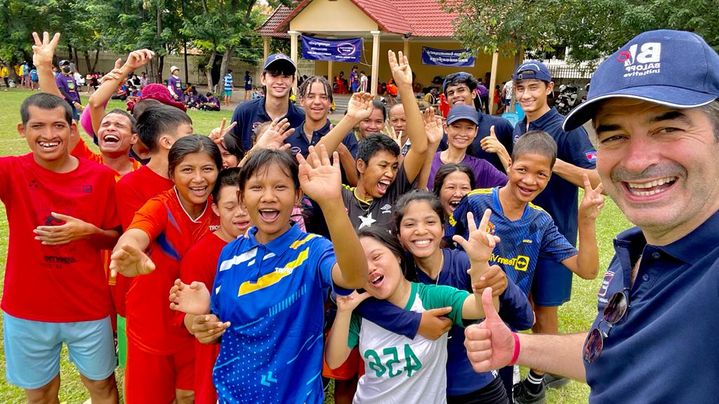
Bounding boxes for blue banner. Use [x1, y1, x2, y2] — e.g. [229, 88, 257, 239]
[301, 36, 363, 63]
[421, 47, 475, 67]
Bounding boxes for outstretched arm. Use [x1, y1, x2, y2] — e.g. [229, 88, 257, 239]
[416, 107, 444, 189]
[109, 228, 154, 277]
[297, 145, 367, 289]
[169, 279, 212, 315]
[465, 288, 587, 381]
[325, 291, 369, 369]
[316, 92, 373, 153]
[388, 50, 427, 182]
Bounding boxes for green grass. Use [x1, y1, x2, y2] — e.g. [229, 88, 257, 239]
[0, 88, 632, 403]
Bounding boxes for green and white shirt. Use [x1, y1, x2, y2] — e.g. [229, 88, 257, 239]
[349, 282, 469, 403]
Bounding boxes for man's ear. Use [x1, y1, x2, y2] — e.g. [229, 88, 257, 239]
[356, 159, 366, 175]
[158, 134, 174, 150]
[17, 123, 25, 138]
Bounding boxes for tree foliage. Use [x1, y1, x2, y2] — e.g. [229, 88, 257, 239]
[445, 0, 719, 62]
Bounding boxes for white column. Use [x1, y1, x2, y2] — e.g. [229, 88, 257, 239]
[403, 36, 410, 60]
[289, 30, 300, 95]
[327, 60, 333, 92]
[370, 30, 381, 96]
[263, 37, 270, 61]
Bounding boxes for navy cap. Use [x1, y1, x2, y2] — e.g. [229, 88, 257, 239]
[513, 61, 552, 82]
[564, 30, 719, 130]
[446, 104, 479, 125]
[59, 60, 70, 66]
[263, 53, 296, 74]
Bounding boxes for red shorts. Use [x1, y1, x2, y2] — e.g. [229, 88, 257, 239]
[323, 347, 364, 380]
[125, 340, 195, 403]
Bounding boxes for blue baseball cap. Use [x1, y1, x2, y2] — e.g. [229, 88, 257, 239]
[446, 104, 479, 125]
[564, 30, 719, 130]
[513, 61, 552, 82]
[263, 53, 296, 74]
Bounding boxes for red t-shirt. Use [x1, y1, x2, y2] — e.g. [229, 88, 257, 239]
[71, 139, 142, 181]
[180, 232, 227, 404]
[0, 154, 119, 322]
[126, 189, 219, 355]
[115, 165, 173, 229]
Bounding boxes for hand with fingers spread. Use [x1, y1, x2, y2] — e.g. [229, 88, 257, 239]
[169, 278, 212, 315]
[33, 212, 93, 245]
[109, 243, 156, 278]
[335, 291, 371, 314]
[579, 173, 605, 221]
[297, 144, 342, 205]
[189, 314, 231, 344]
[31, 32, 60, 69]
[209, 118, 238, 145]
[464, 288, 516, 372]
[452, 209, 500, 278]
[255, 117, 294, 150]
[418, 307, 453, 340]
[345, 92, 374, 122]
[388, 50, 413, 88]
[423, 107, 444, 146]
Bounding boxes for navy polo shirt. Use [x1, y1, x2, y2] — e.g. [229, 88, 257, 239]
[513, 108, 596, 244]
[586, 210, 719, 403]
[440, 112, 514, 173]
[229, 97, 305, 151]
[287, 120, 358, 158]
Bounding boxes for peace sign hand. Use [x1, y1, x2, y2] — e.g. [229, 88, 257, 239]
[579, 173, 605, 221]
[31, 32, 60, 68]
[452, 209, 500, 277]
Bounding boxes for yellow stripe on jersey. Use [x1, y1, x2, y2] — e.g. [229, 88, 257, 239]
[466, 188, 494, 196]
[528, 202, 545, 212]
[289, 234, 318, 250]
[238, 248, 310, 296]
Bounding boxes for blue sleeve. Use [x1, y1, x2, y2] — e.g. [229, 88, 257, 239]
[498, 279, 534, 331]
[355, 298, 421, 339]
[313, 237, 337, 291]
[539, 215, 577, 262]
[342, 133, 359, 158]
[230, 105, 253, 151]
[561, 127, 596, 169]
[494, 118, 514, 157]
[450, 196, 470, 240]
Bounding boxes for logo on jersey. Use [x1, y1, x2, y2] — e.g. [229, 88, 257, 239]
[597, 270, 615, 299]
[585, 150, 597, 163]
[380, 204, 392, 215]
[290, 146, 301, 155]
[617, 42, 661, 78]
[490, 253, 530, 272]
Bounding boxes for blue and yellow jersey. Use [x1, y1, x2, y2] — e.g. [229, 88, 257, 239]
[210, 224, 336, 403]
[452, 187, 576, 295]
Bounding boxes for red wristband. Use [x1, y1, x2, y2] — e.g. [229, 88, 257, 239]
[509, 332, 520, 365]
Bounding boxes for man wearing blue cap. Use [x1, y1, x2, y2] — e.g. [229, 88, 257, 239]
[509, 59, 601, 403]
[464, 29, 719, 403]
[229, 53, 305, 151]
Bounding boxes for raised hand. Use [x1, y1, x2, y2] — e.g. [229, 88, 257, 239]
[255, 117, 294, 150]
[423, 107, 444, 145]
[209, 118, 238, 146]
[345, 92, 374, 122]
[33, 212, 92, 245]
[386, 124, 402, 147]
[109, 244, 155, 278]
[335, 291, 370, 313]
[465, 288, 516, 372]
[388, 50, 413, 87]
[480, 126, 508, 156]
[453, 209, 500, 268]
[123, 49, 154, 72]
[168, 279, 211, 315]
[190, 314, 231, 344]
[31, 32, 60, 68]
[297, 144, 341, 204]
[99, 59, 124, 83]
[579, 173, 605, 220]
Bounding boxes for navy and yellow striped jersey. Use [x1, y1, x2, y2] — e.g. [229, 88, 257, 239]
[451, 187, 577, 294]
[210, 224, 335, 403]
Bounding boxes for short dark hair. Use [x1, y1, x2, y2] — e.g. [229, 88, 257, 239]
[168, 135, 222, 178]
[442, 72, 478, 95]
[136, 104, 192, 152]
[212, 167, 241, 202]
[299, 75, 334, 103]
[20, 93, 72, 125]
[104, 108, 137, 133]
[512, 130, 557, 169]
[432, 163, 476, 196]
[371, 100, 387, 121]
[357, 134, 400, 164]
[238, 148, 299, 193]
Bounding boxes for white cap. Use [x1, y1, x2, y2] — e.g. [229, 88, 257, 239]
[170, 66, 180, 73]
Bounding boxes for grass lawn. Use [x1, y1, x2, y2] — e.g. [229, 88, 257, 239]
[0, 88, 632, 403]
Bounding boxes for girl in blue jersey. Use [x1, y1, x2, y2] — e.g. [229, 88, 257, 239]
[169, 145, 367, 403]
[394, 190, 533, 403]
[325, 207, 501, 404]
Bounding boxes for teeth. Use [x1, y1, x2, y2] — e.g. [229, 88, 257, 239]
[39, 142, 59, 148]
[627, 177, 675, 189]
[104, 135, 120, 142]
[369, 273, 384, 285]
[631, 189, 664, 197]
[413, 240, 431, 247]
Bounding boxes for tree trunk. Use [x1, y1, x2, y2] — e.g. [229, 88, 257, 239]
[157, 55, 165, 84]
[91, 49, 100, 73]
[73, 48, 80, 72]
[206, 50, 217, 91]
[219, 46, 234, 93]
[83, 51, 91, 74]
[67, 44, 73, 61]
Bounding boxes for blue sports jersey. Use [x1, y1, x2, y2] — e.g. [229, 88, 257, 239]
[211, 224, 336, 403]
[452, 187, 576, 294]
[287, 120, 358, 158]
[513, 107, 596, 243]
[229, 97, 305, 151]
